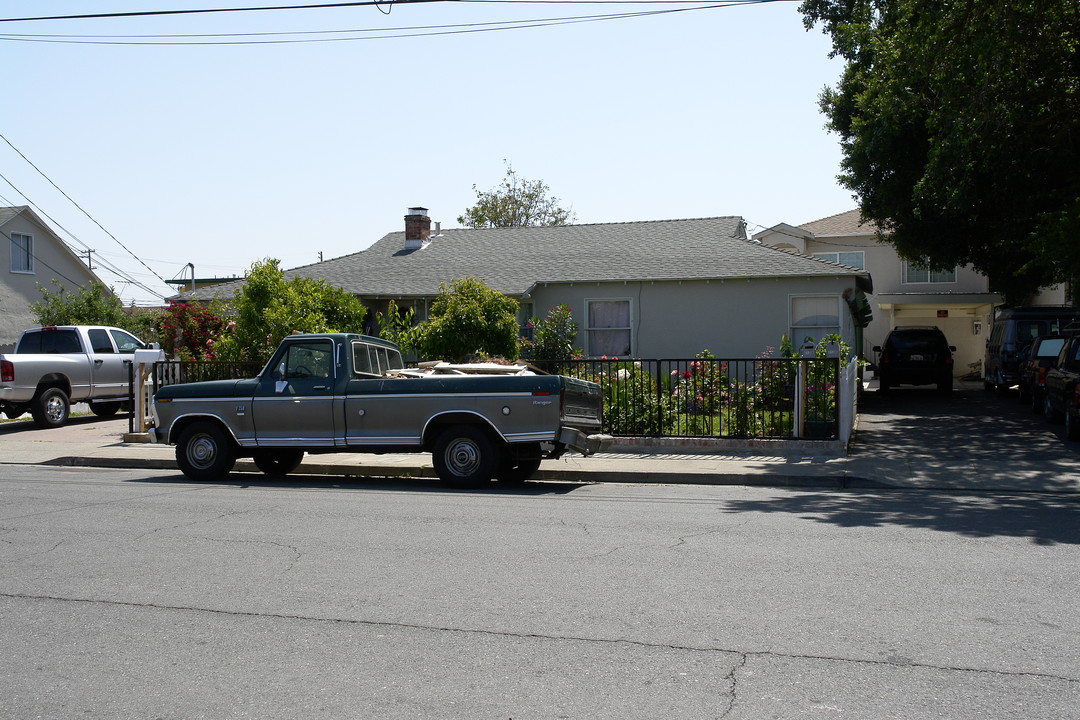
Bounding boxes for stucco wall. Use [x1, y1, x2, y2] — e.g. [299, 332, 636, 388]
[526, 275, 860, 359]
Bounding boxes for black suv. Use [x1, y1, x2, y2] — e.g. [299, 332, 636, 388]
[874, 326, 956, 393]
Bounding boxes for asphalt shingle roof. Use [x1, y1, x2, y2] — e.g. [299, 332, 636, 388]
[799, 209, 879, 237]
[190, 216, 867, 300]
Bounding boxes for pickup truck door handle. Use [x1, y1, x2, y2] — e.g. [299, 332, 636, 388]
[94, 359, 104, 366]
[313, 385, 328, 390]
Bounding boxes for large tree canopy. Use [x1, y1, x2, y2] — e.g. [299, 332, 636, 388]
[458, 161, 575, 228]
[801, 0, 1079, 305]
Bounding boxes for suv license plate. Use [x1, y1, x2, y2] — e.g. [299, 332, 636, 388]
[909, 354, 924, 361]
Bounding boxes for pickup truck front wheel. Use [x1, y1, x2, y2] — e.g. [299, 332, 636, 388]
[433, 426, 498, 489]
[176, 421, 237, 481]
[31, 387, 69, 429]
[253, 449, 305, 477]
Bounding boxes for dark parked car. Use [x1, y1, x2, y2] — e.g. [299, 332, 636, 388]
[1017, 334, 1071, 412]
[874, 326, 956, 393]
[984, 306, 1080, 391]
[1043, 334, 1080, 440]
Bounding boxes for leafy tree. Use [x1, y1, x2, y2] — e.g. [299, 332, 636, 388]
[457, 161, 575, 228]
[519, 304, 583, 370]
[414, 277, 521, 362]
[215, 258, 367, 363]
[374, 299, 419, 356]
[31, 279, 127, 327]
[801, 0, 1080, 304]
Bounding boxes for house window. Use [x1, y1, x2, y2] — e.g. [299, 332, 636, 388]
[10, 232, 33, 273]
[790, 295, 841, 345]
[519, 302, 534, 341]
[587, 299, 631, 357]
[903, 260, 956, 284]
[813, 251, 865, 270]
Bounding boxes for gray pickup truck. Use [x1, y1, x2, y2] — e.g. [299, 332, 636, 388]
[151, 333, 610, 487]
[0, 325, 149, 428]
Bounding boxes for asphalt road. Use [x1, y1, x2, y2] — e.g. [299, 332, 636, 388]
[1, 464, 1077, 719]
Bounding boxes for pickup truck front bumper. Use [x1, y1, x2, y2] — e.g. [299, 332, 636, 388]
[558, 427, 613, 456]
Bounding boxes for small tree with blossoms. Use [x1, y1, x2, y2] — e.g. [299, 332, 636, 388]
[158, 301, 227, 360]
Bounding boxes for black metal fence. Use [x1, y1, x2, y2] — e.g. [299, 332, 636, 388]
[530, 357, 840, 439]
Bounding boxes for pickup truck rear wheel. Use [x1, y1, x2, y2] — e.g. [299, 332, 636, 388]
[176, 421, 237, 481]
[31, 387, 69, 429]
[253, 449, 305, 477]
[433, 425, 498, 489]
[89, 401, 122, 417]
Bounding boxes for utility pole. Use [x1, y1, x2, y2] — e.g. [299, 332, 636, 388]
[79, 249, 95, 270]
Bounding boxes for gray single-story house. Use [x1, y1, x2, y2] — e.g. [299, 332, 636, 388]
[186, 208, 872, 359]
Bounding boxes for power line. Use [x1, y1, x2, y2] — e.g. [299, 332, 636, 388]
[0, 133, 171, 296]
[0, 1, 781, 45]
[0, 1, 453, 23]
[0, 177, 168, 302]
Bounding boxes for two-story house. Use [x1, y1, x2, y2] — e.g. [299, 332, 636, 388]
[754, 209, 1066, 377]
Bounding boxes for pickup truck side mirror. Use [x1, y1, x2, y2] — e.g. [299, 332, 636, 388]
[272, 362, 286, 381]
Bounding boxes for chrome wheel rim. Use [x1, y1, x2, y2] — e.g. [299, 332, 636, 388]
[445, 439, 481, 477]
[186, 433, 218, 470]
[45, 395, 66, 423]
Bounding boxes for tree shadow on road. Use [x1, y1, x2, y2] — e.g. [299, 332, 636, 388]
[721, 488, 1080, 545]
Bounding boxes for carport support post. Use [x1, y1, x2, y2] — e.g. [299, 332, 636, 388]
[795, 342, 816, 438]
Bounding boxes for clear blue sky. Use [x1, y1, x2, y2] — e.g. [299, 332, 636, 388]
[1, 0, 853, 305]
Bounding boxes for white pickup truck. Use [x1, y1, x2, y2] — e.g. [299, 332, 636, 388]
[0, 325, 150, 428]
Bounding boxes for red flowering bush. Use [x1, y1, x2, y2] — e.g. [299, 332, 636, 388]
[158, 301, 227, 360]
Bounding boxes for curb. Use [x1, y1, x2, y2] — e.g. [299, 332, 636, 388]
[42, 454, 885, 490]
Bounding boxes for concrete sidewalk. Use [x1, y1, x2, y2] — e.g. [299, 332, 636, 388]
[3, 382, 1080, 493]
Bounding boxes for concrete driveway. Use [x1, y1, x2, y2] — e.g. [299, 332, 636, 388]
[847, 379, 1080, 492]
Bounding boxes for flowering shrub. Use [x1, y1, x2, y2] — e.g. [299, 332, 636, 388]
[158, 301, 227, 360]
[669, 351, 727, 434]
[567, 358, 674, 436]
[802, 334, 848, 422]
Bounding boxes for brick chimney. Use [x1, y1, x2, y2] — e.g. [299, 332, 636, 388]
[403, 207, 432, 250]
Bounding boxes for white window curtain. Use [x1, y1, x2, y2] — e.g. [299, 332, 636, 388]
[791, 296, 841, 345]
[588, 300, 631, 357]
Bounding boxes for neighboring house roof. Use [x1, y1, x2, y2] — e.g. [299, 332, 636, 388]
[188, 216, 869, 301]
[797, 209, 879, 237]
[1, 205, 107, 286]
[0, 206, 24, 225]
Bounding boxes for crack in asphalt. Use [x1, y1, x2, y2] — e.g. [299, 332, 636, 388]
[2, 591, 1077, 687]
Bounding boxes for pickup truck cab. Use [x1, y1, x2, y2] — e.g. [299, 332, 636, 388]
[152, 333, 610, 487]
[0, 325, 149, 428]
